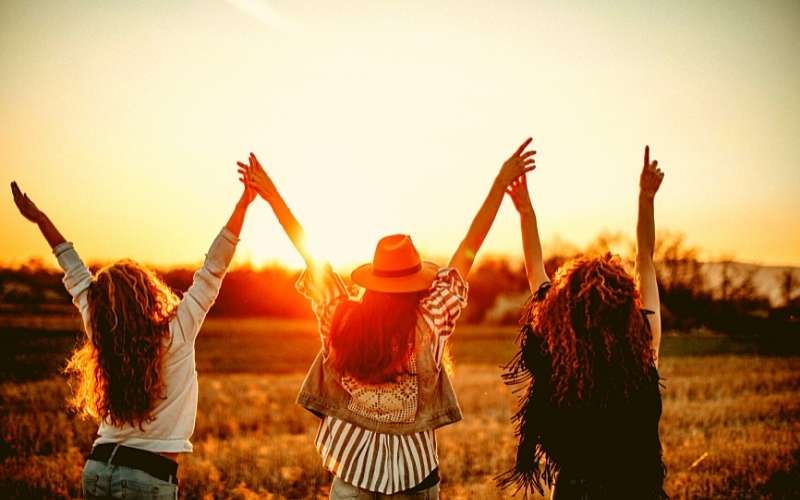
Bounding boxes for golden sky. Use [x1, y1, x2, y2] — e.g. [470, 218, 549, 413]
[2, 0, 798, 268]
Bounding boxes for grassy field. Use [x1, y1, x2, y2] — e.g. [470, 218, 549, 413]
[1, 318, 799, 499]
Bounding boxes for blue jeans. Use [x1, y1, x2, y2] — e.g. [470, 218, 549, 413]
[82, 459, 178, 499]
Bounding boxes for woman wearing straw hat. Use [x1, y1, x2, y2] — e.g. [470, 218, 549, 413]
[239, 138, 537, 499]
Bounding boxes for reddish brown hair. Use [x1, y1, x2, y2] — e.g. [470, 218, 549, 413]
[65, 260, 179, 428]
[328, 290, 426, 384]
[530, 253, 656, 404]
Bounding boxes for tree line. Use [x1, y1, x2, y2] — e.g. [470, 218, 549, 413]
[2, 232, 798, 337]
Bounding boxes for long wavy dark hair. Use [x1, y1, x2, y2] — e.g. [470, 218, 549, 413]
[65, 260, 179, 428]
[328, 290, 426, 384]
[530, 253, 656, 404]
[500, 253, 665, 498]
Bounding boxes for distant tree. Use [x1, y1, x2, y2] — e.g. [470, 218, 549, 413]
[463, 257, 528, 323]
[780, 269, 799, 308]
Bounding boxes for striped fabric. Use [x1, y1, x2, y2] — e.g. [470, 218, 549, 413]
[419, 269, 469, 367]
[296, 266, 468, 494]
[315, 417, 438, 493]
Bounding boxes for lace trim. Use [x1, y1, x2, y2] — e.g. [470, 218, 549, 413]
[341, 355, 418, 423]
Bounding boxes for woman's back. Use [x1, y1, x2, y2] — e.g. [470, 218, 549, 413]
[526, 335, 665, 495]
[502, 263, 667, 499]
[57, 227, 240, 452]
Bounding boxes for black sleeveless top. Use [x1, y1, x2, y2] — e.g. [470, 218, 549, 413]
[499, 283, 668, 499]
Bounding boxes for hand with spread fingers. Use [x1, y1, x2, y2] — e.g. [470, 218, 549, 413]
[507, 174, 534, 215]
[449, 137, 538, 279]
[640, 145, 664, 199]
[237, 153, 278, 203]
[238, 150, 314, 266]
[236, 164, 257, 206]
[11, 181, 46, 224]
[503, 141, 548, 292]
[496, 138, 537, 189]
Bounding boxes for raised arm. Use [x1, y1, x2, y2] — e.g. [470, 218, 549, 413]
[239, 153, 314, 267]
[172, 177, 253, 343]
[225, 171, 256, 238]
[636, 145, 665, 365]
[11, 182, 66, 250]
[12, 182, 93, 336]
[507, 173, 549, 293]
[239, 153, 347, 350]
[449, 138, 537, 279]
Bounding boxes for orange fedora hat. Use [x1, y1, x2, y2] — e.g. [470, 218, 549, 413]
[351, 234, 438, 293]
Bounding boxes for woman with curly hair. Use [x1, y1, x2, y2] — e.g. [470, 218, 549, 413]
[500, 146, 668, 499]
[239, 138, 537, 499]
[10, 171, 254, 499]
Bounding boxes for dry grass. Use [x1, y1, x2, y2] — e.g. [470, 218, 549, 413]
[1, 356, 798, 499]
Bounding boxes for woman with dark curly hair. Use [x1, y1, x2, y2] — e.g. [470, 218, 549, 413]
[10, 170, 254, 499]
[500, 146, 668, 499]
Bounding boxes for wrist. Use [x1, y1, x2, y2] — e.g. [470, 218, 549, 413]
[492, 176, 508, 192]
[639, 191, 655, 202]
[518, 206, 535, 217]
[262, 192, 279, 206]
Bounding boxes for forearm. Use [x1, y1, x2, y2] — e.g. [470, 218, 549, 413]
[224, 198, 249, 238]
[450, 180, 505, 276]
[636, 192, 655, 264]
[465, 182, 505, 248]
[36, 215, 66, 250]
[267, 192, 313, 266]
[519, 208, 547, 292]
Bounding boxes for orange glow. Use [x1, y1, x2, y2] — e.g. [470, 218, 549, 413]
[1, 1, 798, 268]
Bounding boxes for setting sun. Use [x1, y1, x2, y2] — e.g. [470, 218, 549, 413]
[1, 0, 798, 269]
[2, 2, 799, 499]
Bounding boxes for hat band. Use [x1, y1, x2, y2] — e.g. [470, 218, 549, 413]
[372, 263, 423, 278]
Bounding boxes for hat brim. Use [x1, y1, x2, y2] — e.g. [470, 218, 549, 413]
[351, 261, 439, 293]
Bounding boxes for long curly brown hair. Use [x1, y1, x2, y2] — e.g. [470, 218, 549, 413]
[499, 253, 666, 498]
[65, 260, 179, 428]
[530, 253, 656, 404]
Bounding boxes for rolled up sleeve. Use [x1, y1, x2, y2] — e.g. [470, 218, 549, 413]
[54, 242, 94, 338]
[420, 267, 469, 366]
[173, 227, 239, 343]
[295, 263, 349, 354]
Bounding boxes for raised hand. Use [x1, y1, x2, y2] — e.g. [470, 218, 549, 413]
[237, 151, 312, 265]
[636, 145, 664, 363]
[236, 163, 257, 206]
[448, 137, 537, 279]
[496, 138, 537, 189]
[237, 153, 278, 202]
[11, 182, 46, 223]
[507, 174, 534, 215]
[507, 159, 548, 292]
[10, 181, 66, 249]
[640, 145, 664, 199]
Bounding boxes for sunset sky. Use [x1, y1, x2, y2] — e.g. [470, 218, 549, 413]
[1, 0, 798, 269]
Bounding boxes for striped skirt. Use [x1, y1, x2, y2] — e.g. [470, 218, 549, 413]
[315, 416, 438, 495]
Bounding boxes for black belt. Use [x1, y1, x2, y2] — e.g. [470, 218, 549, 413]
[403, 467, 439, 493]
[89, 443, 179, 485]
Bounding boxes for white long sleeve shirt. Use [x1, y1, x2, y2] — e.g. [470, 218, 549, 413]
[54, 227, 239, 453]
